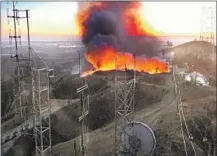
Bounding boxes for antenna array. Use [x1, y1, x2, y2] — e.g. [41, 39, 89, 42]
[114, 52, 136, 155]
[7, 1, 32, 122]
[6, 2, 54, 156]
[200, 4, 216, 45]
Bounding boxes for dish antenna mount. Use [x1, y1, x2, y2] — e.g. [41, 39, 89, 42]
[121, 121, 156, 156]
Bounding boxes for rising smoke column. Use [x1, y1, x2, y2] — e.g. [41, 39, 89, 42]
[76, 2, 168, 76]
[77, 2, 123, 50]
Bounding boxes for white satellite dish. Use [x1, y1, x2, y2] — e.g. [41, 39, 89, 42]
[121, 121, 156, 156]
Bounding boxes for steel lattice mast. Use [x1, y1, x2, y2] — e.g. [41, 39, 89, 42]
[6, 2, 54, 156]
[7, 1, 32, 122]
[114, 52, 136, 155]
[200, 3, 216, 45]
[31, 46, 54, 156]
[32, 66, 53, 156]
[199, 4, 216, 61]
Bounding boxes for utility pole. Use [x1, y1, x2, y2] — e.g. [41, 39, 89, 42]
[213, 127, 216, 156]
[208, 142, 212, 156]
[26, 10, 31, 66]
[77, 50, 89, 156]
[74, 140, 77, 156]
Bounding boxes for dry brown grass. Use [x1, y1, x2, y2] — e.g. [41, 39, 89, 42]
[51, 74, 175, 156]
[167, 41, 216, 79]
[52, 77, 216, 156]
[50, 73, 170, 146]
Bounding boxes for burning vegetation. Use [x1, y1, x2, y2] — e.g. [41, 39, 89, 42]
[76, 2, 168, 77]
[82, 47, 168, 77]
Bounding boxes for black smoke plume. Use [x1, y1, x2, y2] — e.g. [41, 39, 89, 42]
[79, 2, 162, 57]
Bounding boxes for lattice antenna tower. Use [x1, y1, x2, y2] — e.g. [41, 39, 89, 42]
[31, 47, 54, 156]
[6, 2, 54, 156]
[200, 3, 216, 60]
[114, 51, 136, 155]
[77, 50, 89, 156]
[29, 29, 54, 156]
[32, 64, 54, 156]
[200, 3, 216, 45]
[7, 1, 32, 122]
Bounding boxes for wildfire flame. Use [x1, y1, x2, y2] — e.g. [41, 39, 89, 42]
[76, 2, 168, 77]
[81, 47, 169, 77]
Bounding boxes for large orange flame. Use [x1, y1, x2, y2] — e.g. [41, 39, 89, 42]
[81, 47, 169, 77]
[76, 2, 167, 77]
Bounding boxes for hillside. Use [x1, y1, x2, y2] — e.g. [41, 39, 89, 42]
[51, 73, 174, 155]
[50, 73, 170, 145]
[164, 41, 216, 86]
[4, 72, 172, 156]
[50, 42, 217, 155]
[51, 77, 216, 156]
[168, 41, 216, 61]
[3, 40, 216, 156]
[6, 77, 215, 156]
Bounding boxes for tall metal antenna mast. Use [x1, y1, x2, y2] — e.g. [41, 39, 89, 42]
[7, 1, 32, 122]
[31, 45, 54, 156]
[32, 65, 53, 156]
[199, 4, 216, 60]
[200, 4, 216, 45]
[7, 2, 54, 156]
[114, 51, 136, 155]
[77, 50, 89, 156]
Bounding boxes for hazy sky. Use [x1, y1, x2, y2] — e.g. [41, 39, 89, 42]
[1, 2, 216, 41]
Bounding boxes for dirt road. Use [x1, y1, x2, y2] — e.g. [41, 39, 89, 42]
[52, 74, 177, 156]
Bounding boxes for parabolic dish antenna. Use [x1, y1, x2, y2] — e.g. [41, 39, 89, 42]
[121, 121, 156, 156]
